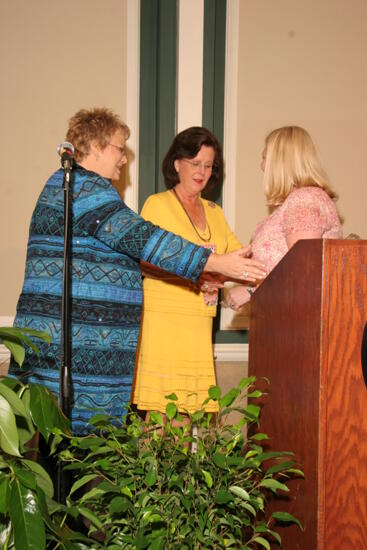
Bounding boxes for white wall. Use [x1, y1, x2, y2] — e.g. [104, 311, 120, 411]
[0, 0, 127, 315]
[235, 0, 367, 244]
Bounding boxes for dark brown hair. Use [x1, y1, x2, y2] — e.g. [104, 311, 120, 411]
[162, 127, 223, 191]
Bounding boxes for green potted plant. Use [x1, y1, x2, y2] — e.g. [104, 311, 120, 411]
[0, 327, 303, 549]
[61, 377, 303, 549]
[0, 327, 90, 550]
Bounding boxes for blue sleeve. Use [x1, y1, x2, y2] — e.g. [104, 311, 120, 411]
[73, 170, 211, 281]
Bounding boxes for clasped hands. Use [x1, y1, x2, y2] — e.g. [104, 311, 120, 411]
[199, 246, 266, 308]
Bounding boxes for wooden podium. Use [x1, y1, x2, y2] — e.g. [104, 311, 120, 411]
[248, 240, 367, 549]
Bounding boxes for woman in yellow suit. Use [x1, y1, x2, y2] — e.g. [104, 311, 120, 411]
[132, 127, 265, 418]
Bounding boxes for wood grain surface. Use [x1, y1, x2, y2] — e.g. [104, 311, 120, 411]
[248, 240, 367, 549]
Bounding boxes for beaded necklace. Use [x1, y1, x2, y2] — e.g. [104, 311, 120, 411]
[172, 187, 212, 242]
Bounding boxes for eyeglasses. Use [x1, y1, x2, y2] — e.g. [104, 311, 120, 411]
[109, 143, 126, 157]
[182, 159, 213, 171]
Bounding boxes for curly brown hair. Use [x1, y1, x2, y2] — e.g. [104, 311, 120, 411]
[66, 107, 130, 162]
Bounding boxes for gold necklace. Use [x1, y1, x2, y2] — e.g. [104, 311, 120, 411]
[172, 187, 212, 242]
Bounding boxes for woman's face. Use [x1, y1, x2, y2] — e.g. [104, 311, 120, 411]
[174, 145, 215, 196]
[95, 130, 127, 180]
[260, 148, 267, 172]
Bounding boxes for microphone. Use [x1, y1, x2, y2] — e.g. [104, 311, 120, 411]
[57, 141, 74, 170]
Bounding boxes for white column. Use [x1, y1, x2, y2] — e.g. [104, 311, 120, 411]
[124, 0, 140, 212]
[220, 0, 245, 331]
[177, 0, 204, 132]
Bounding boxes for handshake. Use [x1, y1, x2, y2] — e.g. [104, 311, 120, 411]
[200, 245, 266, 308]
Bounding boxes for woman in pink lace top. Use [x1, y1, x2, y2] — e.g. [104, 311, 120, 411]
[225, 126, 342, 310]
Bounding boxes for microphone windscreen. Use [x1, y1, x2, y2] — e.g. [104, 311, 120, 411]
[57, 141, 75, 156]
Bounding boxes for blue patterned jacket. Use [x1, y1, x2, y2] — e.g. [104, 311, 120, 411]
[10, 165, 210, 432]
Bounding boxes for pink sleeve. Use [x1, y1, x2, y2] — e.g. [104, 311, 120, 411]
[282, 188, 330, 237]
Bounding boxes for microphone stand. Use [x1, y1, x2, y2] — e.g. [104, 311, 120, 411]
[56, 151, 74, 503]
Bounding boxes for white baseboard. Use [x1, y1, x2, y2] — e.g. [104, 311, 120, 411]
[214, 343, 248, 363]
[0, 316, 248, 366]
[0, 316, 14, 373]
[0, 316, 14, 326]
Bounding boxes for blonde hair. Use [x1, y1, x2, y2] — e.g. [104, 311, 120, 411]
[263, 126, 337, 206]
[66, 107, 130, 162]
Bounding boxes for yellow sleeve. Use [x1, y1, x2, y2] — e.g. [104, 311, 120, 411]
[140, 194, 162, 225]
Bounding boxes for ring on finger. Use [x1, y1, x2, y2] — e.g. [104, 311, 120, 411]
[242, 270, 249, 279]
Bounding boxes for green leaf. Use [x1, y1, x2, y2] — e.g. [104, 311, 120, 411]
[145, 465, 157, 487]
[242, 502, 257, 516]
[247, 390, 263, 398]
[250, 432, 269, 441]
[13, 467, 36, 490]
[254, 525, 282, 545]
[88, 413, 111, 425]
[29, 383, 70, 440]
[21, 459, 54, 498]
[229, 485, 250, 500]
[69, 474, 99, 497]
[78, 507, 104, 530]
[0, 394, 20, 456]
[165, 402, 177, 420]
[190, 410, 205, 423]
[259, 479, 289, 493]
[0, 477, 9, 514]
[213, 452, 227, 469]
[164, 393, 178, 401]
[287, 468, 305, 477]
[272, 511, 303, 530]
[252, 536, 270, 550]
[0, 381, 31, 419]
[245, 403, 261, 419]
[266, 460, 295, 475]
[121, 486, 133, 499]
[208, 385, 221, 400]
[9, 479, 46, 550]
[219, 388, 240, 408]
[214, 490, 233, 504]
[0, 327, 51, 366]
[0, 327, 51, 343]
[149, 537, 166, 550]
[109, 496, 128, 515]
[201, 469, 213, 488]
[2, 339, 25, 366]
[238, 376, 256, 389]
[149, 411, 164, 426]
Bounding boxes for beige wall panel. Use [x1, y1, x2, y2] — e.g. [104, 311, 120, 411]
[236, 0, 367, 245]
[0, 0, 127, 315]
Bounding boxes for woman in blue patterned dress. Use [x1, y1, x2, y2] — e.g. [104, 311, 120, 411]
[9, 107, 265, 433]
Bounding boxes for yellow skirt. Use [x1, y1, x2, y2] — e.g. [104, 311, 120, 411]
[132, 309, 218, 413]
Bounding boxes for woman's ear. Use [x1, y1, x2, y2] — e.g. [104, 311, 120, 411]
[90, 140, 101, 161]
[174, 159, 180, 173]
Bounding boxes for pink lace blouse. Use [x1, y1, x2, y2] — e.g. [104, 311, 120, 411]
[251, 187, 342, 274]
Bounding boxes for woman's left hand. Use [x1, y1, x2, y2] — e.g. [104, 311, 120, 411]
[203, 289, 218, 306]
[198, 272, 226, 292]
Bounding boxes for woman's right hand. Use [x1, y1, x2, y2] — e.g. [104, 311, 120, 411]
[204, 246, 267, 282]
[222, 285, 252, 310]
